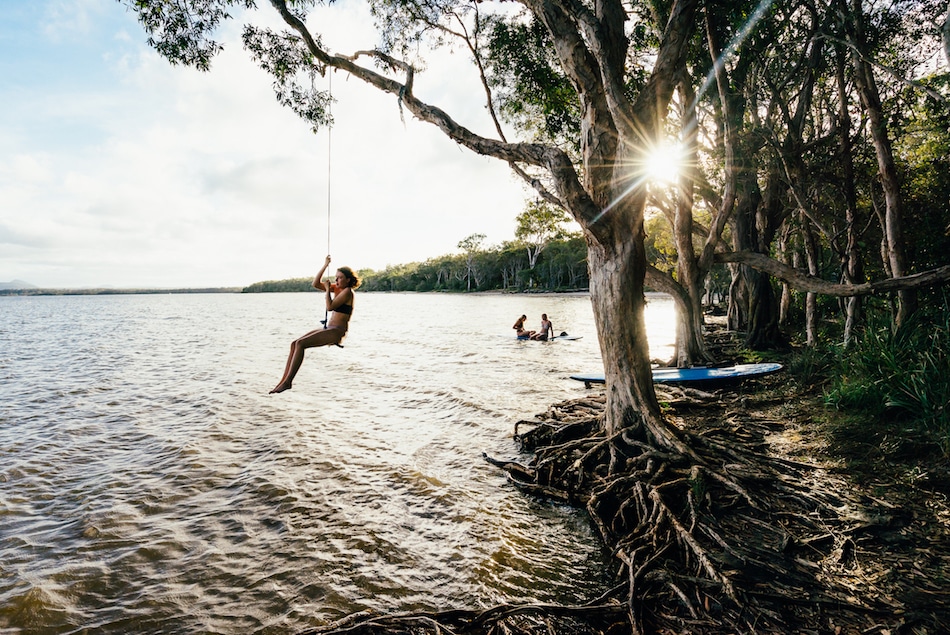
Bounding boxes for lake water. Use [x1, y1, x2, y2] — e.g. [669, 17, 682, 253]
[0, 291, 676, 633]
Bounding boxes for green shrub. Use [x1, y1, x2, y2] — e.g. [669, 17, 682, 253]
[787, 345, 834, 388]
[824, 308, 950, 456]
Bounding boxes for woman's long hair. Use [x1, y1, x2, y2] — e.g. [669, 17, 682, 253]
[338, 266, 361, 289]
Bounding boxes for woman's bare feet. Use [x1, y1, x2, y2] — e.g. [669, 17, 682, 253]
[269, 382, 292, 394]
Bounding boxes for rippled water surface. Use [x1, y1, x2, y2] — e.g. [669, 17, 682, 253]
[0, 292, 675, 633]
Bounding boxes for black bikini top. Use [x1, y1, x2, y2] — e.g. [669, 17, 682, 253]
[334, 303, 353, 315]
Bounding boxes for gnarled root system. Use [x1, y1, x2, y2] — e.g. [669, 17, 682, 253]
[307, 382, 950, 634]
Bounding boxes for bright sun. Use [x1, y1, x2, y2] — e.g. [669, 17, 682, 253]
[643, 142, 684, 184]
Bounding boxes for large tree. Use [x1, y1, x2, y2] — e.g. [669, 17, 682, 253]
[128, 0, 699, 446]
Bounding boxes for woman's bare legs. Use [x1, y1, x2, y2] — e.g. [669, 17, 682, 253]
[270, 328, 345, 393]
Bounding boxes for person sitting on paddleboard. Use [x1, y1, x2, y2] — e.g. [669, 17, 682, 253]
[270, 255, 360, 394]
[513, 315, 535, 340]
[531, 314, 554, 341]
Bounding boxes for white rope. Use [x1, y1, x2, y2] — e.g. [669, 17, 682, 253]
[326, 71, 332, 257]
[323, 72, 334, 331]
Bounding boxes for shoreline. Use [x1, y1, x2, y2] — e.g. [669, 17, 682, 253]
[0, 287, 242, 297]
[1, 288, 684, 302]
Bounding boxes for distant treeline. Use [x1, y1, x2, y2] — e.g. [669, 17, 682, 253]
[242, 278, 315, 293]
[0, 287, 241, 296]
[242, 236, 590, 293]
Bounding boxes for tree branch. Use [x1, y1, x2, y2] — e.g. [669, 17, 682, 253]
[816, 33, 948, 102]
[520, 0, 618, 199]
[558, 0, 634, 138]
[716, 250, 950, 297]
[267, 0, 603, 228]
[631, 0, 701, 132]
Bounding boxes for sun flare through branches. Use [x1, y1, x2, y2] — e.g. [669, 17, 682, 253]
[642, 141, 684, 185]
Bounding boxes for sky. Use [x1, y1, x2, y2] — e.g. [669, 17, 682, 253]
[0, 0, 531, 289]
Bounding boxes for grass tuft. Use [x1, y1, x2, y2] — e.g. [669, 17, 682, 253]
[823, 310, 950, 457]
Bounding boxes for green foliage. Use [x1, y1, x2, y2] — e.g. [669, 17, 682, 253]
[370, 234, 588, 292]
[457, 233, 486, 253]
[514, 200, 570, 244]
[249, 235, 589, 293]
[515, 200, 572, 270]
[243, 25, 332, 132]
[644, 214, 677, 274]
[894, 73, 950, 271]
[528, 236, 588, 290]
[786, 344, 834, 388]
[242, 277, 313, 292]
[483, 15, 581, 147]
[824, 304, 950, 456]
[125, 0, 256, 71]
[368, 0, 458, 58]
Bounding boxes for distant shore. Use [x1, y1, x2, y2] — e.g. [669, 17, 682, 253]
[0, 287, 242, 297]
[0, 288, 682, 300]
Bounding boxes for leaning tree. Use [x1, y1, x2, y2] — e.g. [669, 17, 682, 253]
[128, 0, 700, 447]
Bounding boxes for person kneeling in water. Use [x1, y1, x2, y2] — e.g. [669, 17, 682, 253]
[513, 314, 535, 340]
[531, 314, 554, 341]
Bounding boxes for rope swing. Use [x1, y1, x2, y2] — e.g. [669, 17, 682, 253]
[322, 73, 342, 348]
[268, 74, 347, 394]
[325, 72, 332, 262]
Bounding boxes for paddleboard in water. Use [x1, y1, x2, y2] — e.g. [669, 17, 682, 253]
[515, 334, 583, 341]
[570, 362, 783, 387]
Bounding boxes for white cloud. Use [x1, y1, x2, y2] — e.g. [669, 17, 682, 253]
[41, 0, 105, 41]
[0, 1, 530, 288]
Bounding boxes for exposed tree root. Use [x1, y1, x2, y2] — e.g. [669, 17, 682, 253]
[301, 600, 630, 635]
[307, 379, 950, 634]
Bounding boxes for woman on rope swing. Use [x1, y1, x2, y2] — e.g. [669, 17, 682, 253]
[270, 255, 361, 394]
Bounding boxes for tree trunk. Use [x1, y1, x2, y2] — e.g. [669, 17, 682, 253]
[588, 224, 682, 449]
[671, 78, 712, 367]
[835, 43, 864, 346]
[943, 2, 950, 67]
[645, 267, 707, 366]
[802, 215, 819, 347]
[847, 0, 916, 327]
[778, 227, 793, 326]
[727, 264, 743, 332]
[730, 171, 783, 349]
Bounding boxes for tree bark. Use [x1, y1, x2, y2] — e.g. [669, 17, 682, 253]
[778, 226, 794, 326]
[802, 215, 819, 347]
[716, 250, 950, 296]
[846, 0, 917, 327]
[835, 43, 864, 345]
[588, 224, 686, 453]
[671, 78, 712, 367]
[943, 2, 950, 67]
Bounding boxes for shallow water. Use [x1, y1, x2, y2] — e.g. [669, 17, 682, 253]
[0, 291, 676, 633]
